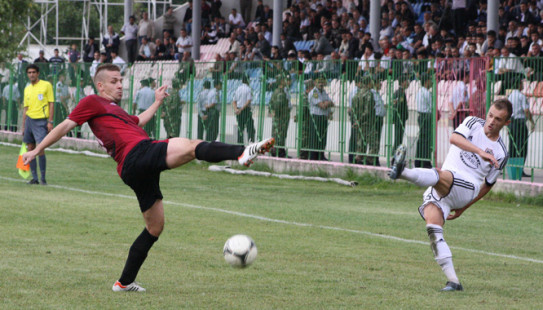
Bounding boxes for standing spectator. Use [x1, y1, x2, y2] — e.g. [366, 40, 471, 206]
[33, 50, 50, 79]
[308, 76, 333, 161]
[22, 64, 55, 185]
[49, 48, 65, 76]
[162, 6, 177, 37]
[229, 8, 245, 29]
[161, 78, 184, 138]
[210, 0, 222, 20]
[368, 79, 385, 166]
[508, 79, 535, 177]
[298, 79, 314, 160]
[197, 80, 212, 140]
[67, 44, 81, 87]
[83, 37, 99, 63]
[138, 12, 155, 44]
[14, 53, 28, 99]
[392, 78, 410, 152]
[175, 29, 193, 60]
[54, 73, 70, 127]
[448, 74, 472, 128]
[89, 51, 102, 80]
[103, 25, 120, 60]
[133, 78, 157, 138]
[184, 1, 193, 34]
[2, 79, 20, 132]
[415, 74, 433, 168]
[232, 75, 255, 143]
[240, 0, 252, 23]
[121, 15, 138, 64]
[206, 80, 222, 142]
[348, 77, 369, 164]
[269, 76, 291, 158]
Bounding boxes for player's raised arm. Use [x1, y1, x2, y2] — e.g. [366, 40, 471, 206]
[450, 132, 498, 167]
[137, 85, 169, 127]
[22, 119, 78, 165]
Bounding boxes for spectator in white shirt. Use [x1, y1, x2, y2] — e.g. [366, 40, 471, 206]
[175, 29, 193, 60]
[228, 8, 245, 29]
[138, 12, 155, 44]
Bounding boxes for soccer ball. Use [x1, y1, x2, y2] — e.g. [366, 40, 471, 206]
[223, 234, 257, 267]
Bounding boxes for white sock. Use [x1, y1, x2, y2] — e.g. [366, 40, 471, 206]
[400, 168, 439, 187]
[427, 224, 459, 284]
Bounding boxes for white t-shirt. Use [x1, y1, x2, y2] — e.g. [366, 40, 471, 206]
[442, 116, 508, 186]
[228, 13, 245, 27]
[233, 84, 252, 108]
[176, 36, 193, 53]
[198, 88, 211, 116]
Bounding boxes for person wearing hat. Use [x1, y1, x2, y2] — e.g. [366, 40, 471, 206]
[232, 75, 255, 143]
[349, 76, 374, 164]
[205, 80, 222, 141]
[133, 78, 157, 138]
[297, 79, 314, 160]
[269, 76, 291, 157]
[307, 76, 333, 160]
[161, 78, 185, 138]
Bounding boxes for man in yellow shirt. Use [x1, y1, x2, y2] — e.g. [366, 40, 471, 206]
[23, 64, 55, 185]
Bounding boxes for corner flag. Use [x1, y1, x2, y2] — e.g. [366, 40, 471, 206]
[16, 143, 30, 179]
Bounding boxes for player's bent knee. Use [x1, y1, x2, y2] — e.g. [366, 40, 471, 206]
[147, 222, 164, 237]
[423, 204, 445, 226]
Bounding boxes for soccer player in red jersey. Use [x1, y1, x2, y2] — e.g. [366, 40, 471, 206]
[23, 64, 274, 291]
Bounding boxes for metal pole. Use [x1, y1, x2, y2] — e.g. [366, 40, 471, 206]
[192, 0, 201, 60]
[124, 0, 132, 26]
[272, 0, 283, 46]
[487, 0, 499, 33]
[369, 0, 380, 50]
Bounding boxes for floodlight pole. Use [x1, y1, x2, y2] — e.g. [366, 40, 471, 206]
[369, 0, 380, 51]
[192, 0, 201, 59]
[124, 0, 133, 25]
[272, 0, 283, 47]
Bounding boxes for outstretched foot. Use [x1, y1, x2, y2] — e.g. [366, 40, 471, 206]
[441, 281, 463, 292]
[388, 145, 407, 180]
[238, 138, 275, 167]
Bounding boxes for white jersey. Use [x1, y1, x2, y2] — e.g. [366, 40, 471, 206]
[442, 116, 508, 186]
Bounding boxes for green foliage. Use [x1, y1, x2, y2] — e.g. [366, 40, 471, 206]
[0, 0, 35, 62]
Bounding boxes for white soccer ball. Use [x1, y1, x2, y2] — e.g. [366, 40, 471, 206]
[223, 234, 257, 267]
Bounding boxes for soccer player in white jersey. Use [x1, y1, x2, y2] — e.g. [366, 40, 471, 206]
[388, 99, 512, 292]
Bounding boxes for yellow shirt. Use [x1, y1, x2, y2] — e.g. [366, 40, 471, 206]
[24, 80, 54, 119]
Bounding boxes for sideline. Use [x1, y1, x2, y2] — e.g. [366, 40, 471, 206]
[1, 175, 542, 265]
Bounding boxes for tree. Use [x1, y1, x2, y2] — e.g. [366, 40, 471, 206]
[0, 0, 35, 63]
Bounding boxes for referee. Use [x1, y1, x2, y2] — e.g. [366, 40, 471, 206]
[22, 64, 54, 185]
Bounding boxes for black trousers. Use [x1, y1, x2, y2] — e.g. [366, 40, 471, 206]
[236, 107, 255, 143]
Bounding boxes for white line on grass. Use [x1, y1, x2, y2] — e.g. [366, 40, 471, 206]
[2, 175, 542, 264]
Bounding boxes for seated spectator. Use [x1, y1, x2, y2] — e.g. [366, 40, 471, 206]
[201, 24, 219, 45]
[137, 37, 156, 61]
[154, 39, 170, 60]
[175, 29, 193, 60]
[311, 31, 334, 55]
[229, 8, 245, 29]
[110, 50, 126, 74]
[256, 32, 271, 58]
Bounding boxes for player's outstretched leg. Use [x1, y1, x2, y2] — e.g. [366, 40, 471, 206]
[441, 281, 463, 292]
[238, 137, 275, 167]
[388, 145, 407, 179]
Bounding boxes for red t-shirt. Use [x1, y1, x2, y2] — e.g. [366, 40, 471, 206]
[68, 95, 149, 176]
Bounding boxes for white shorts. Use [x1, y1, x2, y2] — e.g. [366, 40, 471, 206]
[418, 171, 480, 222]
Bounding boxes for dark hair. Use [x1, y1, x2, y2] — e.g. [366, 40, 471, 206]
[492, 98, 513, 120]
[26, 64, 40, 73]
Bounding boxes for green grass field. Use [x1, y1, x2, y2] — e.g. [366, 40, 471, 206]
[1, 144, 542, 309]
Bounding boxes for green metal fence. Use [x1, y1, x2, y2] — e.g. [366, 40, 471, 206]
[2, 57, 542, 180]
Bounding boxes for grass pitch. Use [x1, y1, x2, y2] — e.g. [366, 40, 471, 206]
[0, 144, 542, 309]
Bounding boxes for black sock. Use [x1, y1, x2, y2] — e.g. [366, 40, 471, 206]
[118, 228, 158, 285]
[39, 155, 46, 181]
[195, 141, 244, 163]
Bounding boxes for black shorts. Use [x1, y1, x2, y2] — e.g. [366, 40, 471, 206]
[121, 139, 170, 212]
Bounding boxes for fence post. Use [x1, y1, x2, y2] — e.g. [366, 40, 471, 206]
[187, 74, 194, 139]
[339, 72, 345, 162]
[220, 72, 227, 143]
[296, 69, 303, 158]
[257, 63, 265, 141]
[385, 72, 393, 166]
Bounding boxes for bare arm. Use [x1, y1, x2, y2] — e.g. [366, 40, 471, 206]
[525, 109, 535, 132]
[47, 101, 54, 132]
[450, 132, 499, 168]
[22, 119, 78, 164]
[137, 85, 169, 127]
[447, 183, 492, 220]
